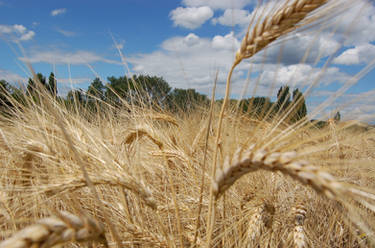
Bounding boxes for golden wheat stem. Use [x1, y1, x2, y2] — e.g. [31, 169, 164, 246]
[206, 63, 237, 247]
[192, 77, 217, 247]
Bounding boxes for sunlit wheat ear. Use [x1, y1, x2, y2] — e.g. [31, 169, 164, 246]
[293, 203, 307, 248]
[213, 145, 341, 199]
[0, 211, 108, 248]
[149, 150, 189, 164]
[245, 201, 275, 244]
[123, 126, 163, 149]
[146, 113, 179, 127]
[20, 141, 48, 187]
[235, 0, 328, 64]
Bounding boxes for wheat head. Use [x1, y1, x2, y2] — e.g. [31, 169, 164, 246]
[0, 211, 107, 248]
[235, 0, 328, 64]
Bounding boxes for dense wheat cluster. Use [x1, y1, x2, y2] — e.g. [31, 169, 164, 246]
[0, 0, 375, 247]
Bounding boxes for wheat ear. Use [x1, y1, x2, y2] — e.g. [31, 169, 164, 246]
[124, 127, 163, 149]
[235, 0, 328, 64]
[293, 203, 307, 248]
[213, 146, 345, 199]
[245, 201, 275, 244]
[0, 211, 107, 248]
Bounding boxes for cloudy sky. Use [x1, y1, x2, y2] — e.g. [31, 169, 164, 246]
[0, 0, 374, 122]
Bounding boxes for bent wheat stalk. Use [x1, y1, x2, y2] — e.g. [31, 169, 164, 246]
[0, 211, 108, 248]
[206, 0, 330, 245]
[37, 173, 157, 210]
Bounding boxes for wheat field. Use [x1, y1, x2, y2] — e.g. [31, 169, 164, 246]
[1, 0, 375, 247]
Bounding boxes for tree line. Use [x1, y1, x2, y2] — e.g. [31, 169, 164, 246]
[0, 72, 317, 123]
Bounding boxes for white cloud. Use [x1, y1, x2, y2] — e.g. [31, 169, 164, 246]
[0, 24, 35, 41]
[51, 8, 66, 17]
[56, 77, 91, 85]
[19, 31, 35, 41]
[13, 24, 26, 34]
[128, 31, 352, 99]
[170, 6, 213, 29]
[129, 32, 243, 95]
[212, 9, 251, 26]
[0, 69, 26, 84]
[182, 0, 252, 10]
[212, 32, 240, 50]
[19, 50, 121, 65]
[56, 28, 76, 37]
[334, 43, 375, 65]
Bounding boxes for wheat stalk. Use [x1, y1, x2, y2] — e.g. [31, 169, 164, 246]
[0, 211, 108, 248]
[206, 0, 330, 245]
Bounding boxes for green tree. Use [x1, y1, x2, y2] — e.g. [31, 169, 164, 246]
[48, 72, 58, 97]
[27, 73, 47, 99]
[334, 111, 341, 122]
[105, 75, 172, 107]
[105, 76, 132, 104]
[0, 80, 12, 108]
[276, 86, 291, 113]
[166, 88, 208, 112]
[240, 97, 273, 118]
[132, 75, 171, 106]
[87, 77, 105, 100]
[291, 88, 307, 122]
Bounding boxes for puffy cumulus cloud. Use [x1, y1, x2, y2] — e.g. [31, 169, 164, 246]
[51, 8, 67, 17]
[212, 32, 240, 50]
[128, 31, 352, 99]
[170, 6, 213, 29]
[161, 33, 208, 52]
[247, 32, 341, 66]
[182, 0, 252, 10]
[0, 24, 35, 41]
[129, 32, 245, 96]
[212, 9, 251, 26]
[330, 0, 375, 45]
[334, 43, 375, 65]
[259, 64, 350, 90]
[19, 50, 121, 65]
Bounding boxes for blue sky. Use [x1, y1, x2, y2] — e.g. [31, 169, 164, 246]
[0, 0, 375, 122]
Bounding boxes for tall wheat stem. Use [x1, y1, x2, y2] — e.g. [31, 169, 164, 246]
[206, 62, 239, 247]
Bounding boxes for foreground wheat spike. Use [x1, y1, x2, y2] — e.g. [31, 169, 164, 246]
[245, 201, 275, 245]
[293, 203, 307, 248]
[235, 0, 328, 64]
[213, 146, 346, 199]
[0, 211, 108, 248]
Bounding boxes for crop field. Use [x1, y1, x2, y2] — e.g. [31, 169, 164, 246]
[0, 0, 375, 247]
